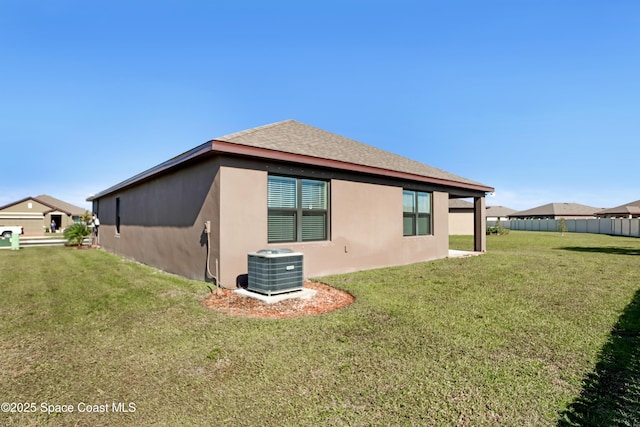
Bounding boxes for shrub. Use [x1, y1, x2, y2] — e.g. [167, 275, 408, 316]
[63, 223, 91, 246]
[487, 221, 509, 235]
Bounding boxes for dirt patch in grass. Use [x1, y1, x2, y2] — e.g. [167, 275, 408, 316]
[202, 281, 355, 318]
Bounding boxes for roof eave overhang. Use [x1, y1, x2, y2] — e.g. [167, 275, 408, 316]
[87, 142, 213, 201]
[88, 139, 494, 200]
[0, 196, 32, 211]
[213, 140, 494, 193]
[43, 208, 73, 216]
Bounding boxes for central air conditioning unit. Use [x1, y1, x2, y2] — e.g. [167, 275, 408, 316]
[247, 249, 304, 296]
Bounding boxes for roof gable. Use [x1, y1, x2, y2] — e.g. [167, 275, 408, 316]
[0, 196, 34, 211]
[216, 120, 487, 189]
[0, 196, 55, 213]
[0, 195, 85, 216]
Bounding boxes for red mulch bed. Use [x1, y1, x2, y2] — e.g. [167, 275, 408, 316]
[202, 281, 355, 319]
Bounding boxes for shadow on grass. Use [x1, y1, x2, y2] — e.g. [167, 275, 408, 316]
[557, 246, 640, 256]
[557, 289, 640, 426]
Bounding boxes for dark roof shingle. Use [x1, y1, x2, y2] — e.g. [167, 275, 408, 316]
[510, 202, 602, 218]
[34, 195, 86, 216]
[596, 200, 640, 216]
[217, 120, 487, 188]
[486, 206, 517, 217]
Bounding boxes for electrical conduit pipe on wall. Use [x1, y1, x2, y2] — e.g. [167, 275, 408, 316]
[204, 220, 220, 293]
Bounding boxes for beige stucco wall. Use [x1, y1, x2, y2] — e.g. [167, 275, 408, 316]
[449, 210, 474, 235]
[0, 213, 43, 234]
[217, 167, 450, 286]
[1, 199, 46, 213]
[218, 166, 267, 286]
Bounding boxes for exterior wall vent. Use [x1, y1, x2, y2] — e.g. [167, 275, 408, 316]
[247, 249, 304, 296]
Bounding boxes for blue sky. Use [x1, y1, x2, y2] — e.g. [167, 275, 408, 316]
[1, 0, 639, 211]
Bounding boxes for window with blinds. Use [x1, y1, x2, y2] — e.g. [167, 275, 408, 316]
[268, 175, 328, 242]
[403, 190, 432, 236]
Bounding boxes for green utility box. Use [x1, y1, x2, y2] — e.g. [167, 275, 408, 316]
[10, 232, 20, 250]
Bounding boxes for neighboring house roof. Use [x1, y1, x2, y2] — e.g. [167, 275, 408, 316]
[0, 195, 85, 216]
[509, 202, 602, 218]
[596, 199, 640, 216]
[486, 205, 517, 218]
[449, 199, 474, 209]
[35, 195, 86, 216]
[89, 120, 493, 200]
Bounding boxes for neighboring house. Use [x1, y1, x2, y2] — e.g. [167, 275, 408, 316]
[449, 199, 474, 235]
[0, 195, 86, 235]
[88, 120, 493, 287]
[509, 202, 602, 220]
[595, 200, 640, 218]
[486, 205, 516, 223]
[450, 203, 517, 234]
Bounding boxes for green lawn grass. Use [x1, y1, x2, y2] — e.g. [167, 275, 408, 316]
[1, 231, 639, 426]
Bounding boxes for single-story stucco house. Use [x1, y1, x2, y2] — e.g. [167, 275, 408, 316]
[88, 120, 493, 287]
[509, 202, 602, 220]
[595, 200, 640, 218]
[0, 194, 87, 235]
[486, 205, 516, 223]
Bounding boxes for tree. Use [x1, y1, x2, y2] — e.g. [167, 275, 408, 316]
[558, 218, 568, 236]
[80, 210, 92, 225]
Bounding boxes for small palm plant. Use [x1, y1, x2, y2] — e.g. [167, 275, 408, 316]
[64, 223, 91, 246]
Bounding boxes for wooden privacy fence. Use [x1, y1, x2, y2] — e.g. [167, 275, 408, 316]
[506, 218, 640, 238]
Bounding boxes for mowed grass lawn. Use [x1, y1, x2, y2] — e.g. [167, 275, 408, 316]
[1, 231, 639, 426]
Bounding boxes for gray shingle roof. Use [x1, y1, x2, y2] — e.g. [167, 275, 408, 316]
[35, 195, 86, 216]
[448, 199, 474, 209]
[216, 120, 489, 189]
[486, 206, 517, 217]
[597, 200, 640, 216]
[510, 202, 602, 218]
